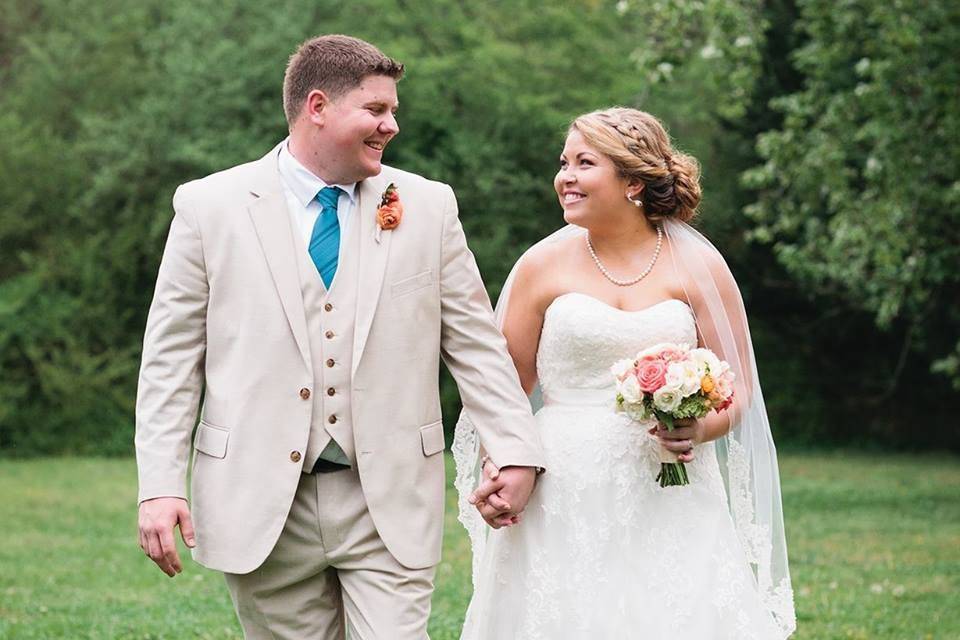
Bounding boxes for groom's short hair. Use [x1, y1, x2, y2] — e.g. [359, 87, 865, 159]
[283, 34, 404, 126]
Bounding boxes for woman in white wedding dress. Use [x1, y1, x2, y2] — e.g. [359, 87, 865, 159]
[455, 108, 796, 639]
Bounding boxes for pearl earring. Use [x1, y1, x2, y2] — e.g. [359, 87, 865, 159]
[626, 193, 643, 208]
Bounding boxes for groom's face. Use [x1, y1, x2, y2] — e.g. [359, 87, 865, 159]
[322, 74, 400, 182]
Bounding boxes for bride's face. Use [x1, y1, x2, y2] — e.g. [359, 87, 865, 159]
[555, 131, 632, 229]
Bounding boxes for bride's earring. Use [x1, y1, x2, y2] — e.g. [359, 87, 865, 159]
[626, 192, 643, 208]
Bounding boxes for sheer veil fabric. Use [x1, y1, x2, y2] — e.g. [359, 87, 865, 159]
[452, 219, 796, 637]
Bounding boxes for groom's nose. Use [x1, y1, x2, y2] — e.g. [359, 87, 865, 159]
[379, 112, 399, 136]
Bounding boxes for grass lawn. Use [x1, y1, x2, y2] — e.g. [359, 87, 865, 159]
[1, 452, 957, 639]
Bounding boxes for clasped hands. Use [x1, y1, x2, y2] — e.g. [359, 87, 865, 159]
[468, 461, 537, 529]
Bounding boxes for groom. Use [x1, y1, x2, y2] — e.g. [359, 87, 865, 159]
[135, 34, 544, 638]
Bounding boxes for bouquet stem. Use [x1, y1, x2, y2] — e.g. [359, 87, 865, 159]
[656, 461, 690, 487]
[656, 442, 690, 487]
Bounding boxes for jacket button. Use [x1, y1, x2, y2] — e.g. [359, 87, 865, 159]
[299, 388, 311, 400]
[328, 415, 338, 424]
[325, 330, 335, 339]
[290, 451, 301, 462]
[327, 387, 336, 396]
[326, 358, 335, 368]
[324, 303, 333, 312]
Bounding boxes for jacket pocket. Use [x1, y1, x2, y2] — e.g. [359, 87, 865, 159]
[419, 420, 445, 456]
[392, 270, 433, 298]
[193, 421, 229, 459]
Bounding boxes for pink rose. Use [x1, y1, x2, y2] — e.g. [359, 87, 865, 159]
[713, 389, 734, 413]
[657, 347, 688, 363]
[714, 374, 735, 400]
[636, 359, 668, 393]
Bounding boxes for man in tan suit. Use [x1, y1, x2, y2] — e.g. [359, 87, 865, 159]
[135, 35, 544, 639]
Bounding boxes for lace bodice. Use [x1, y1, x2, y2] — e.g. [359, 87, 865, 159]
[536, 292, 697, 398]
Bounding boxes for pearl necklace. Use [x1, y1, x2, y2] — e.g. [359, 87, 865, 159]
[586, 226, 663, 287]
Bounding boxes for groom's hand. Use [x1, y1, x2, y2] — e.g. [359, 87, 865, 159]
[138, 497, 195, 577]
[470, 463, 537, 529]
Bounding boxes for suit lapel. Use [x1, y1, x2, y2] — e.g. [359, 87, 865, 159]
[352, 174, 391, 377]
[247, 145, 312, 371]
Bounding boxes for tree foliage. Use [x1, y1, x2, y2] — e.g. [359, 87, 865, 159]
[744, 0, 960, 389]
[0, 0, 956, 455]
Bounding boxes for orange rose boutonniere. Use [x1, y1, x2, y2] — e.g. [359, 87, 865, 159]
[375, 183, 403, 243]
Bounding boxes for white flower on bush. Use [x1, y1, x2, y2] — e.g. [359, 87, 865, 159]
[610, 358, 635, 381]
[618, 374, 642, 404]
[666, 361, 702, 396]
[653, 383, 683, 412]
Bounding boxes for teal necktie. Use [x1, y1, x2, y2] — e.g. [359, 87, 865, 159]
[309, 187, 342, 288]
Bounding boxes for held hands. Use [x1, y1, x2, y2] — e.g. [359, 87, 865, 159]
[649, 417, 703, 463]
[468, 460, 537, 529]
[137, 497, 195, 577]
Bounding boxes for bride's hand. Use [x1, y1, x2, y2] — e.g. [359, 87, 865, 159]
[648, 418, 703, 463]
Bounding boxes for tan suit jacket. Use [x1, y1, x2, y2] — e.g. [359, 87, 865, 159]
[135, 144, 544, 573]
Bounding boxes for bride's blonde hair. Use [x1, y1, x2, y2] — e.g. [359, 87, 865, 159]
[570, 107, 701, 222]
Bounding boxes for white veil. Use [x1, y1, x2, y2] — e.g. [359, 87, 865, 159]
[452, 218, 797, 638]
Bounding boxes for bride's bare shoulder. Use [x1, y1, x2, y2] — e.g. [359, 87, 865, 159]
[510, 233, 581, 307]
[516, 233, 581, 272]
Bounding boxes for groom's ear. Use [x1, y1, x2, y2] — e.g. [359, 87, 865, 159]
[303, 89, 330, 127]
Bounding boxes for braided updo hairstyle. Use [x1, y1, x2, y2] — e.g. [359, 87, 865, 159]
[570, 107, 701, 222]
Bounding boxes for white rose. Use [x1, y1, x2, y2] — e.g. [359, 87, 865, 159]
[610, 358, 635, 381]
[624, 403, 650, 421]
[689, 348, 723, 378]
[618, 375, 642, 404]
[667, 361, 701, 397]
[653, 383, 682, 413]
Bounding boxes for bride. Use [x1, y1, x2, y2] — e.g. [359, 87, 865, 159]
[454, 107, 796, 639]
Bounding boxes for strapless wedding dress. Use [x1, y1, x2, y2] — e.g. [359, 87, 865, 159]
[460, 292, 782, 640]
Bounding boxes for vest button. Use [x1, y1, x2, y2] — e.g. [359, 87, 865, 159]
[290, 451, 302, 462]
[326, 358, 335, 368]
[327, 387, 336, 396]
[299, 388, 311, 400]
[324, 303, 333, 312]
[325, 330, 335, 339]
[328, 415, 338, 424]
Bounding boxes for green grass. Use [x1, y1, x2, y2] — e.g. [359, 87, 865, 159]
[1, 452, 957, 639]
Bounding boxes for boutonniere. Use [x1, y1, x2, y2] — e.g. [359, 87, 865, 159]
[375, 183, 403, 244]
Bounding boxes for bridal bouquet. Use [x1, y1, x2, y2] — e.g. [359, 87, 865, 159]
[611, 343, 735, 487]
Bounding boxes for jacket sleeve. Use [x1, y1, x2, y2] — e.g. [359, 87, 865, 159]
[135, 186, 209, 503]
[437, 185, 545, 470]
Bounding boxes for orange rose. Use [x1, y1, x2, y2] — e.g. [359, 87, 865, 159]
[377, 201, 403, 231]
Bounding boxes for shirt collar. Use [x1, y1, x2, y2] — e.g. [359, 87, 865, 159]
[277, 138, 357, 208]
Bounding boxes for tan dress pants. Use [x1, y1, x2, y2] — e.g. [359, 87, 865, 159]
[224, 467, 435, 639]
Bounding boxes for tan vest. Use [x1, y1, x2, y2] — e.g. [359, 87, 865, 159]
[290, 212, 361, 471]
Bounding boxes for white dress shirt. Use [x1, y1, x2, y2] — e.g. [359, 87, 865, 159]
[277, 139, 357, 253]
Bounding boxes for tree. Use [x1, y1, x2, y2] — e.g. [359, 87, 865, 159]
[744, 0, 960, 393]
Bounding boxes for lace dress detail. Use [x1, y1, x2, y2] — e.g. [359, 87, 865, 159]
[460, 293, 783, 639]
